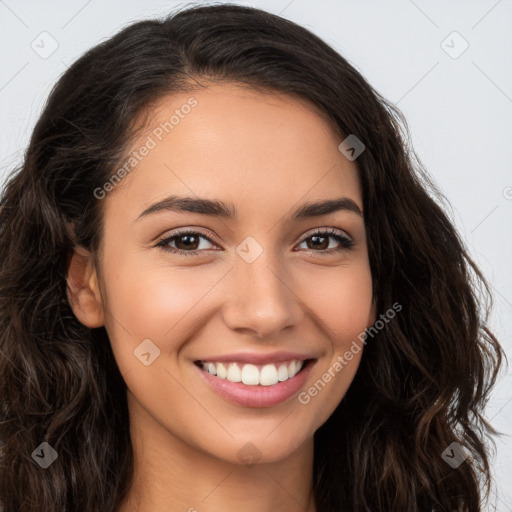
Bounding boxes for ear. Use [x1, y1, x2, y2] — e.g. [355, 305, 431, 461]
[66, 246, 104, 328]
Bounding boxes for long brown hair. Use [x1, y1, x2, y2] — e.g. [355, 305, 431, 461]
[0, 4, 505, 511]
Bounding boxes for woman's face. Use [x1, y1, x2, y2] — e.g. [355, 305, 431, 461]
[83, 83, 375, 465]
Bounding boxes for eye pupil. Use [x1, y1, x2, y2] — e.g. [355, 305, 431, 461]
[308, 235, 329, 250]
[176, 234, 199, 250]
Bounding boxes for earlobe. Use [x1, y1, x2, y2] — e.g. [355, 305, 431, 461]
[66, 246, 104, 328]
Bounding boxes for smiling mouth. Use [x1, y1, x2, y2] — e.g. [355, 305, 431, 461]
[194, 359, 313, 386]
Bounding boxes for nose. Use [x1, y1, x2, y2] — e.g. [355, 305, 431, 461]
[221, 249, 304, 340]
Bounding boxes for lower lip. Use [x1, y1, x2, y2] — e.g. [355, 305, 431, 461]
[195, 360, 315, 408]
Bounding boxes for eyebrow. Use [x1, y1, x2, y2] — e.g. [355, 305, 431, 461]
[136, 195, 363, 222]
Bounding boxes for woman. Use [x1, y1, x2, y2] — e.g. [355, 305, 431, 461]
[0, 4, 505, 511]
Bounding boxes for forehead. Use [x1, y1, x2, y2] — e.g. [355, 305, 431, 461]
[103, 83, 362, 223]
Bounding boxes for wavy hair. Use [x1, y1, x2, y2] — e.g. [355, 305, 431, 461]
[0, 4, 505, 511]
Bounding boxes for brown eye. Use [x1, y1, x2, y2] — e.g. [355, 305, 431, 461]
[156, 230, 217, 256]
[297, 228, 354, 254]
[174, 233, 200, 251]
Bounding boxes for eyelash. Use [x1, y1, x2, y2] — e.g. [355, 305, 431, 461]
[155, 227, 354, 257]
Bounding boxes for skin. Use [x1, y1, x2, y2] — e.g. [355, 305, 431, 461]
[67, 82, 376, 512]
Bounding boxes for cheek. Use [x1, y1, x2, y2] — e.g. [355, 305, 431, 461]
[111, 267, 215, 333]
[99, 249, 222, 370]
[297, 262, 373, 345]
[292, 263, 372, 416]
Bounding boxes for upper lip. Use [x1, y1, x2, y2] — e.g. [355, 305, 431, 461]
[195, 351, 316, 365]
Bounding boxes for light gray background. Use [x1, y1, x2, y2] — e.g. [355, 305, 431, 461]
[1, 0, 511, 509]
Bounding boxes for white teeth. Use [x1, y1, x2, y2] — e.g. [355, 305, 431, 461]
[260, 364, 279, 386]
[289, 360, 304, 377]
[277, 364, 289, 381]
[241, 364, 259, 385]
[226, 363, 242, 382]
[216, 362, 227, 379]
[200, 359, 306, 386]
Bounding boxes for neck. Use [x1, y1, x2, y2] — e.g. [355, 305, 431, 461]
[117, 392, 317, 512]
